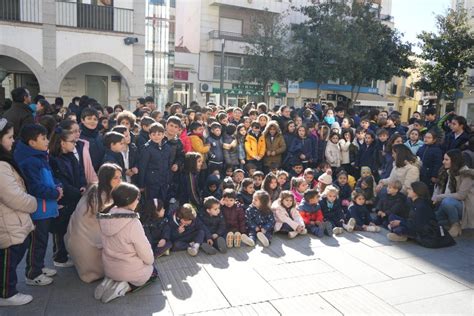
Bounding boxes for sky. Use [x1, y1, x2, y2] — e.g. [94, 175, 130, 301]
[391, 0, 452, 52]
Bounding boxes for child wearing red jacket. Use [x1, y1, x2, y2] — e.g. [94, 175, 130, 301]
[179, 127, 192, 153]
[297, 189, 331, 237]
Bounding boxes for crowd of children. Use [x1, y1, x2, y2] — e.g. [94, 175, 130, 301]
[0, 87, 473, 306]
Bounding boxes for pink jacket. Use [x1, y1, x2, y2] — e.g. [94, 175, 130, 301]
[271, 199, 305, 232]
[98, 208, 154, 286]
[78, 139, 98, 184]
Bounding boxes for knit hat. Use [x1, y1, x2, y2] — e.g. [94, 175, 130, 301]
[360, 166, 372, 176]
[318, 172, 333, 185]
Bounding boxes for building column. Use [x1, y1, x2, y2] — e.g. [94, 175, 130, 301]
[130, 0, 146, 107]
[40, 0, 59, 103]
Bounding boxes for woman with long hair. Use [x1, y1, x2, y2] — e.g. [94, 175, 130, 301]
[64, 163, 122, 283]
[433, 149, 474, 237]
[0, 119, 37, 305]
[376, 144, 421, 194]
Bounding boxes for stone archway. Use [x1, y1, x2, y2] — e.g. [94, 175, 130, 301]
[55, 53, 134, 99]
[0, 44, 44, 86]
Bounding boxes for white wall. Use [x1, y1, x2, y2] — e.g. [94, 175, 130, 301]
[0, 24, 43, 66]
[59, 62, 121, 107]
[176, 0, 201, 53]
[56, 30, 134, 70]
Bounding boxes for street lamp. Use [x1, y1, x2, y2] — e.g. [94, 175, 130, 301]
[220, 38, 225, 106]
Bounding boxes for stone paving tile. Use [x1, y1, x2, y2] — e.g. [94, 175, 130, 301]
[373, 243, 434, 259]
[353, 230, 393, 247]
[395, 290, 474, 315]
[198, 246, 285, 268]
[436, 266, 474, 289]
[398, 248, 474, 274]
[364, 273, 469, 305]
[159, 266, 230, 314]
[253, 259, 334, 281]
[204, 266, 281, 306]
[270, 293, 342, 315]
[156, 251, 204, 271]
[316, 247, 392, 285]
[320, 286, 402, 315]
[341, 243, 422, 278]
[266, 243, 319, 263]
[269, 271, 356, 297]
[188, 302, 280, 316]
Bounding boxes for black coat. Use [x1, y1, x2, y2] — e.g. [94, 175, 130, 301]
[406, 199, 436, 235]
[201, 212, 227, 239]
[320, 198, 345, 225]
[141, 217, 170, 246]
[417, 144, 443, 181]
[167, 212, 207, 242]
[444, 131, 469, 152]
[356, 142, 378, 171]
[376, 192, 408, 219]
[49, 152, 86, 211]
[136, 130, 150, 151]
[80, 125, 105, 172]
[3, 101, 34, 139]
[138, 140, 172, 188]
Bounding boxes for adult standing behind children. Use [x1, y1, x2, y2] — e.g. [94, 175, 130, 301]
[3, 87, 34, 139]
[0, 119, 37, 306]
[65, 163, 122, 283]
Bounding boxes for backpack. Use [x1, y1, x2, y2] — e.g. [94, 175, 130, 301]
[415, 220, 456, 248]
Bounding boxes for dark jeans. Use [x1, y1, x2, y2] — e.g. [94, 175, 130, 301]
[51, 207, 73, 263]
[0, 236, 30, 298]
[277, 223, 295, 233]
[26, 219, 51, 279]
[349, 207, 371, 228]
[388, 214, 409, 236]
[171, 230, 206, 251]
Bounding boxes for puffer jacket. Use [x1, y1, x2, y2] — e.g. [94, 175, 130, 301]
[98, 208, 154, 286]
[339, 139, 351, 164]
[13, 141, 59, 220]
[138, 140, 172, 188]
[264, 134, 286, 168]
[271, 199, 304, 232]
[417, 144, 443, 182]
[245, 131, 266, 160]
[325, 141, 341, 167]
[297, 198, 323, 225]
[0, 161, 37, 248]
[245, 205, 275, 233]
[379, 159, 421, 194]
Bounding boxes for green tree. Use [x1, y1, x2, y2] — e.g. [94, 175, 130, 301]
[242, 10, 289, 103]
[415, 9, 474, 113]
[292, 1, 413, 106]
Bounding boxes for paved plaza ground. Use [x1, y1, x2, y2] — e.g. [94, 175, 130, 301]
[1, 229, 473, 316]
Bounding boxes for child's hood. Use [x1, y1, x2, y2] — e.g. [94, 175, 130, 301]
[13, 140, 47, 164]
[97, 208, 138, 236]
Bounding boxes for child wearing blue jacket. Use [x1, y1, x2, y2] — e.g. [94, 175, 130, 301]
[289, 125, 317, 168]
[245, 190, 275, 247]
[14, 124, 62, 286]
[416, 130, 443, 194]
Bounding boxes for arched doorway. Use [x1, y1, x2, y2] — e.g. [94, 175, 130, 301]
[0, 55, 41, 113]
[59, 62, 130, 108]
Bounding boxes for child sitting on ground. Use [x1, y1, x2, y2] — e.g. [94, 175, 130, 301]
[356, 174, 376, 208]
[375, 180, 408, 228]
[348, 190, 380, 232]
[291, 177, 309, 204]
[245, 190, 275, 247]
[96, 183, 155, 303]
[297, 189, 329, 237]
[201, 197, 227, 254]
[276, 170, 291, 190]
[319, 185, 356, 234]
[220, 189, 248, 248]
[237, 178, 255, 210]
[303, 168, 318, 189]
[140, 199, 171, 257]
[333, 170, 352, 211]
[271, 191, 307, 239]
[167, 204, 209, 257]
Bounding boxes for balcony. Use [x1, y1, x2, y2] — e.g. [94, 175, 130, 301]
[56, 2, 133, 33]
[209, 30, 247, 42]
[209, 0, 282, 14]
[208, 30, 249, 54]
[0, 0, 41, 24]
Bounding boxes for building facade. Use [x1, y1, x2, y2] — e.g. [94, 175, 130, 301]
[0, 0, 145, 109]
[452, 0, 474, 125]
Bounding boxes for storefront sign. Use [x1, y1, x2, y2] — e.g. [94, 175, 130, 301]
[174, 70, 189, 81]
[288, 81, 299, 94]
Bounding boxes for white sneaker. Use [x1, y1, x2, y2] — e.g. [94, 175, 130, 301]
[0, 293, 33, 306]
[25, 274, 53, 286]
[333, 227, 344, 235]
[256, 232, 270, 247]
[101, 281, 131, 303]
[346, 218, 356, 232]
[288, 231, 298, 239]
[53, 260, 74, 268]
[241, 234, 255, 247]
[42, 267, 57, 277]
[187, 243, 199, 257]
[94, 277, 115, 300]
[365, 225, 381, 233]
[299, 228, 308, 235]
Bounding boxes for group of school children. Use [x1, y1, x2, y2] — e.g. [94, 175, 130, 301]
[0, 91, 473, 306]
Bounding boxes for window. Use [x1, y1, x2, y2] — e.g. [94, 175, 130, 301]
[391, 83, 398, 95]
[219, 17, 242, 35]
[467, 103, 474, 126]
[213, 55, 242, 81]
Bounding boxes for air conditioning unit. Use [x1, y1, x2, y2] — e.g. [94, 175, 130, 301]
[200, 83, 213, 93]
